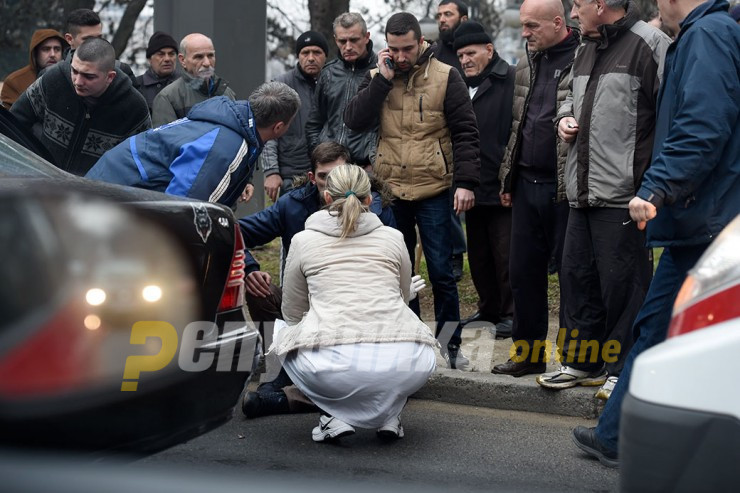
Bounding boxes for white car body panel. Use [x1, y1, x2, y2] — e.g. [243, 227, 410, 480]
[630, 318, 740, 420]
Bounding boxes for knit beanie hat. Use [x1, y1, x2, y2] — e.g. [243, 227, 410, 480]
[295, 30, 329, 56]
[146, 31, 178, 58]
[453, 21, 492, 51]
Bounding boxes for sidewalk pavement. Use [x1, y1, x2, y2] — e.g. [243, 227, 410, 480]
[253, 317, 605, 419]
[414, 319, 606, 419]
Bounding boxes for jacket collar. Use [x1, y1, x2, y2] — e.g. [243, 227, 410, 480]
[675, 0, 729, 40]
[295, 64, 318, 87]
[590, 1, 639, 49]
[339, 39, 376, 69]
[530, 28, 580, 62]
[181, 70, 226, 96]
[465, 52, 508, 90]
[141, 67, 177, 86]
[304, 209, 382, 238]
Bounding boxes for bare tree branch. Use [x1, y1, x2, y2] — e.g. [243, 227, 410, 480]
[110, 0, 148, 57]
[267, 1, 306, 34]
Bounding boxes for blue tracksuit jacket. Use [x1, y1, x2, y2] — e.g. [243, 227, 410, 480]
[86, 96, 261, 207]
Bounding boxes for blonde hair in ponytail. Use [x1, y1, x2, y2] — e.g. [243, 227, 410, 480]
[325, 164, 372, 239]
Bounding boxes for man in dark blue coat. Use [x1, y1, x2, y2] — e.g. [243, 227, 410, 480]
[86, 82, 300, 208]
[572, 0, 740, 468]
[238, 141, 396, 418]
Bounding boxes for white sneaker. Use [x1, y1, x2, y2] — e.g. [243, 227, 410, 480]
[377, 415, 404, 439]
[595, 376, 618, 400]
[312, 415, 355, 442]
[536, 365, 608, 389]
[441, 344, 470, 370]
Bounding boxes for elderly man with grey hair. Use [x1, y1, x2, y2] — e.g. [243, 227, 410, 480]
[151, 33, 236, 127]
[87, 81, 300, 208]
[305, 12, 378, 166]
[534, 0, 671, 393]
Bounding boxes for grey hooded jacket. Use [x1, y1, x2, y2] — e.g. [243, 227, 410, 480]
[557, 3, 670, 208]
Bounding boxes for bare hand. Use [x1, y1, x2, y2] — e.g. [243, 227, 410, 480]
[239, 183, 254, 203]
[245, 271, 272, 298]
[558, 117, 579, 143]
[454, 188, 475, 214]
[500, 193, 512, 207]
[264, 175, 282, 202]
[378, 49, 395, 80]
[628, 196, 657, 230]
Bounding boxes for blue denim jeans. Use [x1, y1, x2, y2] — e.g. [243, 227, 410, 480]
[449, 188, 467, 256]
[392, 192, 462, 346]
[594, 244, 708, 452]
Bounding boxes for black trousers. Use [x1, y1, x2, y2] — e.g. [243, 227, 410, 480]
[509, 176, 569, 356]
[560, 207, 653, 374]
[466, 204, 513, 322]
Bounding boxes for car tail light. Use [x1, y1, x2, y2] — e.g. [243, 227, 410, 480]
[0, 302, 98, 397]
[668, 215, 740, 338]
[217, 225, 246, 312]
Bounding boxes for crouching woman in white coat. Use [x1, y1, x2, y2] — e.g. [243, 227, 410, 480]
[271, 164, 437, 442]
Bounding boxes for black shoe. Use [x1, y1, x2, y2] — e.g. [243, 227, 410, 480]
[452, 254, 463, 282]
[256, 367, 294, 393]
[572, 426, 619, 468]
[461, 311, 496, 327]
[492, 358, 546, 377]
[242, 390, 290, 419]
[490, 318, 513, 339]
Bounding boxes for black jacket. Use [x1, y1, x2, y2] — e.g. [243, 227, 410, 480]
[466, 54, 515, 205]
[134, 67, 180, 114]
[261, 65, 316, 179]
[304, 42, 378, 165]
[431, 40, 463, 73]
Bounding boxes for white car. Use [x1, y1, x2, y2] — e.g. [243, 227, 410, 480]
[620, 215, 740, 491]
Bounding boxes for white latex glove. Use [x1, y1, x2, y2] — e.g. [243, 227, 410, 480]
[409, 274, 426, 300]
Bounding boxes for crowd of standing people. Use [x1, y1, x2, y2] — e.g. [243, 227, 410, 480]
[2, 0, 738, 460]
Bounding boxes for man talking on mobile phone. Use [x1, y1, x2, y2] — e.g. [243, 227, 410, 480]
[345, 12, 480, 370]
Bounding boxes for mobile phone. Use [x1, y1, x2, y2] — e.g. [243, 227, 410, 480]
[385, 58, 394, 69]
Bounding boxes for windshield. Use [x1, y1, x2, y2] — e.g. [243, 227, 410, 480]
[0, 133, 67, 178]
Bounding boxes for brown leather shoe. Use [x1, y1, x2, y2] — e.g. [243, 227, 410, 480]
[492, 358, 546, 377]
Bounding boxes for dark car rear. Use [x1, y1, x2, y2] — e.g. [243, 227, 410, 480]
[0, 129, 259, 455]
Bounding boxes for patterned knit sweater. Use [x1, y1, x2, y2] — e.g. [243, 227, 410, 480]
[10, 60, 151, 175]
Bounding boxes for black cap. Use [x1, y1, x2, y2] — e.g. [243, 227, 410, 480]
[453, 21, 492, 52]
[146, 31, 178, 58]
[295, 30, 329, 56]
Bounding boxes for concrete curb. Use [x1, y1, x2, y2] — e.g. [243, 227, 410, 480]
[413, 369, 605, 419]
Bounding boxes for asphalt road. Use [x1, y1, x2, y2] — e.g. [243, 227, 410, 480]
[140, 399, 619, 493]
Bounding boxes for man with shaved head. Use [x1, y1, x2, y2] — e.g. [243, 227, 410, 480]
[494, 0, 579, 378]
[10, 37, 150, 175]
[152, 33, 236, 127]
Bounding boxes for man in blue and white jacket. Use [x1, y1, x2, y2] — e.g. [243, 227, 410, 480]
[86, 82, 300, 208]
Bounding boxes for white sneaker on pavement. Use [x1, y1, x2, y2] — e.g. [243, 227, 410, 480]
[377, 415, 404, 439]
[536, 365, 608, 389]
[441, 344, 470, 370]
[312, 415, 355, 442]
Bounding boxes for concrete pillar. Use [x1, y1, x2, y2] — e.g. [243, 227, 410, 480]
[153, 0, 267, 216]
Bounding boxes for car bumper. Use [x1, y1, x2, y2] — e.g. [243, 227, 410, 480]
[0, 312, 261, 456]
[620, 392, 740, 492]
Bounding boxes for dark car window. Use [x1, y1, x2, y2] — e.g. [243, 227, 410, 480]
[0, 106, 58, 166]
[0, 202, 61, 328]
[0, 133, 67, 178]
